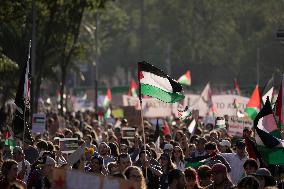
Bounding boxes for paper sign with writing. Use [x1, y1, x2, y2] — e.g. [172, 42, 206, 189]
[228, 116, 253, 137]
[59, 138, 79, 154]
[32, 113, 46, 134]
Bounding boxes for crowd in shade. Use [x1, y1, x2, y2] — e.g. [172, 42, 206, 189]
[0, 107, 283, 189]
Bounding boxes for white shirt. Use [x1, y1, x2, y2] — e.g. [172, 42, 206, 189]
[221, 153, 248, 185]
[174, 160, 185, 172]
[17, 159, 31, 183]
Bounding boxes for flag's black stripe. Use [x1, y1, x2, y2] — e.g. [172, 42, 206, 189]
[255, 126, 279, 148]
[138, 61, 183, 93]
[261, 76, 274, 104]
[254, 97, 273, 128]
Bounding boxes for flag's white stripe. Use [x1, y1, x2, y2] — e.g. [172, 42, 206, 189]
[140, 71, 173, 93]
[262, 87, 273, 103]
[256, 127, 284, 148]
[178, 75, 187, 82]
[282, 74, 284, 126]
[188, 119, 196, 133]
[257, 114, 278, 133]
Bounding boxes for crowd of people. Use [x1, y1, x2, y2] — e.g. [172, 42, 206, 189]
[0, 109, 283, 189]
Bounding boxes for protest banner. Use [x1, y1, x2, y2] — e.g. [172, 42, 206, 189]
[52, 168, 138, 189]
[59, 138, 79, 154]
[122, 95, 172, 118]
[122, 127, 136, 139]
[32, 113, 46, 134]
[228, 116, 253, 137]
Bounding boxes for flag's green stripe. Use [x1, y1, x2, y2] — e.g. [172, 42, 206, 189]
[270, 129, 282, 139]
[258, 146, 284, 165]
[185, 161, 203, 168]
[5, 139, 15, 148]
[245, 107, 258, 120]
[141, 83, 184, 103]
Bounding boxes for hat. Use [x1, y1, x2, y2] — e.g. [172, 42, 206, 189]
[13, 146, 24, 155]
[219, 140, 231, 148]
[236, 140, 246, 149]
[196, 137, 207, 144]
[253, 168, 276, 186]
[212, 163, 227, 173]
[163, 143, 173, 151]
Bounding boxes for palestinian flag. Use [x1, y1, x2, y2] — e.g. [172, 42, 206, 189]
[275, 74, 284, 128]
[261, 76, 274, 105]
[245, 85, 261, 120]
[234, 78, 241, 95]
[104, 108, 111, 119]
[188, 119, 196, 134]
[103, 88, 112, 108]
[138, 61, 184, 103]
[254, 98, 284, 164]
[178, 106, 192, 121]
[178, 71, 191, 86]
[162, 121, 171, 136]
[128, 80, 138, 97]
[5, 131, 15, 150]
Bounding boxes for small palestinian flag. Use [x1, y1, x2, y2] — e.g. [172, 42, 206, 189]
[245, 85, 261, 120]
[178, 71, 191, 86]
[128, 80, 138, 97]
[104, 108, 111, 119]
[234, 78, 241, 95]
[275, 74, 284, 128]
[178, 106, 192, 120]
[138, 61, 184, 103]
[103, 88, 112, 108]
[5, 131, 15, 150]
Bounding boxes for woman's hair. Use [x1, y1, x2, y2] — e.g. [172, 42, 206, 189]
[108, 142, 119, 158]
[171, 146, 185, 163]
[243, 158, 258, 170]
[1, 159, 17, 176]
[159, 153, 175, 171]
[150, 148, 158, 160]
[237, 175, 259, 189]
[184, 167, 202, 188]
[197, 165, 212, 180]
[174, 130, 184, 141]
[124, 166, 147, 189]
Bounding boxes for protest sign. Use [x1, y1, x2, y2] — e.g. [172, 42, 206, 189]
[228, 116, 253, 137]
[59, 138, 79, 154]
[67, 144, 86, 166]
[32, 113, 46, 134]
[122, 106, 141, 127]
[112, 108, 124, 118]
[122, 95, 172, 118]
[122, 127, 136, 139]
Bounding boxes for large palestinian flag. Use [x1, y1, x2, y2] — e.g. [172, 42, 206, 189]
[275, 74, 284, 128]
[245, 85, 261, 120]
[254, 98, 284, 165]
[138, 61, 184, 103]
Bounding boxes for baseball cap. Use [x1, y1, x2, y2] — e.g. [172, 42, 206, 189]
[163, 143, 173, 151]
[219, 140, 231, 148]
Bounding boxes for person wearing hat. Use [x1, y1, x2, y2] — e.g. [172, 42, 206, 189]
[252, 168, 276, 188]
[12, 146, 31, 183]
[163, 143, 174, 156]
[221, 140, 248, 185]
[206, 163, 234, 189]
[218, 139, 233, 153]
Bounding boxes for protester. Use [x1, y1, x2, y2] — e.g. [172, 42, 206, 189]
[221, 140, 248, 184]
[116, 153, 132, 178]
[12, 146, 31, 183]
[237, 175, 260, 189]
[168, 169, 186, 189]
[218, 139, 232, 153]
[172, 146, 186, 171]
[87, 155, 105, 175]
[124, 166, 147, 189]
[184, 167, 202, 189]
[191, 137, 207, 158]
[159, 153, 175, 189]
[205, 163, 234, 189]
[252, 168, 276, 188]
[197, 165, 212, 188]
[0, 159, 26, 189]
[243, 158, 258, 176]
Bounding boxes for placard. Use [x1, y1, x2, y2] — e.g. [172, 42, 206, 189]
[59, 138, 79, 154]
[67, 144, 86, 166]
[32, 113, 46, 134]
[112, 108, 124, 118]
[122, 127, 136, 139]
[228, 116, 253, 137]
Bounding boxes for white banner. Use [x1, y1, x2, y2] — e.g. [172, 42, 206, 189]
[122, 95, 172, 118]
[228, 116, 253, 137]
[32, 113, 46, 134]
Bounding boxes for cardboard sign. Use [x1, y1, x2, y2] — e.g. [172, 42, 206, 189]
[32, 113, 46, 134]
[59, 138, 79, 154]
[122, 106, 141, 127]
[228, 116, 253, 137]
[122, 127, 136, 139]
[67, 144, 86, 166]
[112, 108, 124, 118]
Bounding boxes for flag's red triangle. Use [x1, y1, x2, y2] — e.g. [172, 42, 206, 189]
[247, 85, 261, 108]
